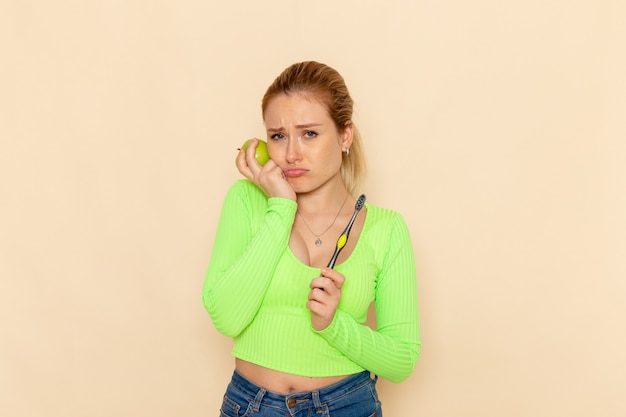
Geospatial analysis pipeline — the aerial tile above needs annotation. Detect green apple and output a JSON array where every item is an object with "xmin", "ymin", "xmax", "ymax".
[{"xmin": 238, "ymin": 138, "xmax": 270, "ymax": 166}]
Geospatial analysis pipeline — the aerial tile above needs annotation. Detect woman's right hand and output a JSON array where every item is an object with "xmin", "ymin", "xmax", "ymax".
[{"xmin": 236, "ymin": 139, "xmax": 296, "ymax": 201}]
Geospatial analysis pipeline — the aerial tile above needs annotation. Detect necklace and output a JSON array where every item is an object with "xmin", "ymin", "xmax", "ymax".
[{"xmin": 298, "ymin": 193, "xmax": 349, "ymax": 247}]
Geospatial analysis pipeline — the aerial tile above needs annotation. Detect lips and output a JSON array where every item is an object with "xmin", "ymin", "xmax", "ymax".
[{"xmin": 283, "ymin": 167, "xmax": 309, "ymax": 178}]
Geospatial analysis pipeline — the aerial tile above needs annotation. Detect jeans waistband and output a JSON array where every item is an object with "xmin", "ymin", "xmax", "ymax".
[{"xmin": 229, "ymin": 369, "xmax": 375, "ymax": 411}]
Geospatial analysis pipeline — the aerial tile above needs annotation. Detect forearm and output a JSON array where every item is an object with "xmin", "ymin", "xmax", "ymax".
[
  {"xmin": 316, "ymin": 309, "xmax": 420, "ymax": 383},
  {"xmin": 203, "ymin": 183, "xmax": 297, "ymax": 336},
  {"xmin": 316, "ymin": 211, "xmax": 420, "ymax": 383}
]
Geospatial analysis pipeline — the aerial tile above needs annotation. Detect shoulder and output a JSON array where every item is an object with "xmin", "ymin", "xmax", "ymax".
[
  {"xmin": 227, "ymin": 179, "xmax": 265, "ymax": 197},
  {"xmin": 225, "ymin": 180, "xmax": 268, "ymax": 206},
  {"xmin": 219, "ymin": 180, "xmax": 270, "ymax": 223},
  {"xmin": 363, "ymin": 203, "xmax": 415, "ymax": 270},
  {"xmin": 363, "ymin": 203, "xmax": 413, "ymax": 251},
  {"xmin": 365, "ymin": 203, "xmax": 408, "ymax": 228},
  {"xmin": 217, "ymin": 181, "xmax": 271, "ymax": 231}
]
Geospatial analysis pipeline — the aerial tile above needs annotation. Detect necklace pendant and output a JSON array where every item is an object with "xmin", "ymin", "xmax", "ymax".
[{"xmin": 314, "ymin": 238, "xmax": 322, "ymax": 247}]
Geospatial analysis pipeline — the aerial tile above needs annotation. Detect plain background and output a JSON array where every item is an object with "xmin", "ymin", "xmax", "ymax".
[{"xmin": 1, "ymin": 1, "xmax": 625, "ymax": 416}]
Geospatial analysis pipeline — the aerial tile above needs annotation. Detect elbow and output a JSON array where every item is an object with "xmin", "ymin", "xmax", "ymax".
[
  {"xmin": 202, "ymin": 292, "xmax": 244, "ymax": 338},
  {"xmin": 386, "ymin": 343, "xmax": 421, "ymax": 383},
  {"xmin": 211, "ymin": 319, "xmax": 243, "ymax": 338}
]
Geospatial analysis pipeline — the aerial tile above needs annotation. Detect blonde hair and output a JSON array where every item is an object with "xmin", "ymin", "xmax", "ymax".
[{"xmin": 261, "ymin": 61, "xmax": 366, "ymax": 196}]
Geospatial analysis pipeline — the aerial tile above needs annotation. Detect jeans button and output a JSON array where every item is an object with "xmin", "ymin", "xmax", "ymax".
[{"xmin": 287, "ymin": 397, "xmax": 297, "ymax": 408}]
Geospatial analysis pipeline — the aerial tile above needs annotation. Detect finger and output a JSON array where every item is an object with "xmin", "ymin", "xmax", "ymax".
[
  {"xmin": 235, "ymin": 139, "xmax": 261, "ymax": 179},
  {"xmin": 258, "ymin": 159, "xmax": 282, "ymax": 180},
  {"xmin": 306, "ymin": 299, "xmax": 325, "ymax": 314},
  {"xmin": 308, "ymin": 286, "xmax": 330, "ymax": 301},
  {"xmin": 245, "ymin": 139, "xmax": 263, "ymax": 171},
  {"xmin": 307, "ymin": 292, "xmax": 334, "ymax": 312},
  {"xmin": 238, "ymin": 141, "xmax": 273, "ymax": 181},
  {"xmin": 235, "ymin": 149, "xmax": 254, "ymax": 178},
  {"xmin": 310, "ymin": 277, "xmax": 336, "ymax": 293},
  {"xmin": 321, "ymin": 268, "xmax": 345, "ymax": 289}
]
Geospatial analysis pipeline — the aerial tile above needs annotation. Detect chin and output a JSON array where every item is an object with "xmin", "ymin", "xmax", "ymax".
[
  {"xmin": 288, "ymin": 179, "xmax": 315, "ymax": 194},
  {"xmin": 289, "ymin": 174, "xmax": 342, "ymax": 195}
]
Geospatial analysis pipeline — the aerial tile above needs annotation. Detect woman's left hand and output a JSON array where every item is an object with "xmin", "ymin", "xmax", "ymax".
[{"xmin": 307, "ymin": 268, "xmax": 345, "ymax": 331}]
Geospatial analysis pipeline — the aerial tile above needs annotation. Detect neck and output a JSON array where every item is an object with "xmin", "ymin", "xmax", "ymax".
[{"xmin": 296, "ymin": 183, "xmax": 351, "ymax": 214}]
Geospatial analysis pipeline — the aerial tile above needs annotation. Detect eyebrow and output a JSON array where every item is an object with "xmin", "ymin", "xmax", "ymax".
[{"xmin": 267, "ymin": 123, "xmax": 323, "ymax": 132}]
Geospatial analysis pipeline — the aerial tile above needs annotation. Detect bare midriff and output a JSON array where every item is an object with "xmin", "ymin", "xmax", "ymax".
[{"xmin": 235, "ymin": 359, "xmax": 352, "ymax": 394}]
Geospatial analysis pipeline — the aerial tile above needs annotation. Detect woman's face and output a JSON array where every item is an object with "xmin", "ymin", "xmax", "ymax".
[{"xmin": 264, "ymin": 93, "xmax": 352, "ymax": 194}]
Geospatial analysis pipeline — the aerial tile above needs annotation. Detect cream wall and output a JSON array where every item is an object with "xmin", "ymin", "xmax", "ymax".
[{"xmin": 1, "ymin": 1, "xmax": 624, "ymax": 416}]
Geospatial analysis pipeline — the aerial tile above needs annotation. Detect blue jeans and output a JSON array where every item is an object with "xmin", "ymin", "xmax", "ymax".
[{"xmin": 219, "ymin": 369, "xmax": 382, "ymax": 417}]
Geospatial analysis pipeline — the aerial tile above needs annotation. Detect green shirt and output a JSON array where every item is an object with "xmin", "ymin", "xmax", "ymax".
[{"xmin": 203, "ymin": 180, "xmax": 420, "ymax": 383}]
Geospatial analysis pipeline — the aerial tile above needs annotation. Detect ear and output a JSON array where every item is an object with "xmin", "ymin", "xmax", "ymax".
[{"xmin": 340, "ymin": 121, "xmax": 354, "ymax": 151}]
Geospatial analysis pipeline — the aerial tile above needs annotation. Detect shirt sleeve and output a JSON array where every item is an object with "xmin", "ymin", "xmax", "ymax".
[
  {"xmin": 202, "ymin": 180, "xmax": 297, "ymax": 337},
  {"xmin": 315, "ymin": 213, "xmax": 420, "ymax": 383}
]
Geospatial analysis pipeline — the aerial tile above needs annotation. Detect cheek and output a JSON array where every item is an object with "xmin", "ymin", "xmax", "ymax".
[
  {"xmin": 319, "ymin": 147, "xmax": 343, "ymax": 172},
  {"xmin": 266, "ymin": 142, "xmax": 279, "ymax": 160}
]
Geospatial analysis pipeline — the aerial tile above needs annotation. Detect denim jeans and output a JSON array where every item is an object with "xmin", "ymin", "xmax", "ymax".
[{"xmin": 219, "ymin": 369, "xmax": 382, "ymax": 417}]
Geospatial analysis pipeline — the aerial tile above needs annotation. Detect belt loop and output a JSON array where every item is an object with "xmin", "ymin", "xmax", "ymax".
[
  {"xmin": 251, "ymin": 387, "xmax": 266, "ymax": 412},
  {"xmin": 312, "ymin": 390, "xmax": 323, "ymax": 410}
]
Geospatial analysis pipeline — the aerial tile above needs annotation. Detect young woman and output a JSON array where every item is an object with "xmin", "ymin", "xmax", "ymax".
[{"xmin": 203, "ymin": 61, "xmax": 420, "ymax": 416}]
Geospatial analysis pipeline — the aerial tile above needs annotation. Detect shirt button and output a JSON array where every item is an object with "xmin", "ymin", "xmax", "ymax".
[{"xmin": 287, "ymin": 398, "xmax": 297, "ymax": 408}]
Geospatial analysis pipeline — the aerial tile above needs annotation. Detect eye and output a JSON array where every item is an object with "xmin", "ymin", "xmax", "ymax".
[
  {"xmin": 303, "ymin": 130, "xmax": 318, "ymax": 138},
  {"xmin": 270, "ymin": 133, "xmax": 285, "ymax": 140}
]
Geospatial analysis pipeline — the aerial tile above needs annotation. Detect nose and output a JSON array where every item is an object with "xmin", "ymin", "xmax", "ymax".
[{"xmin": 285, "ymin": 137, "xmax": 302, "ymax": 164}]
